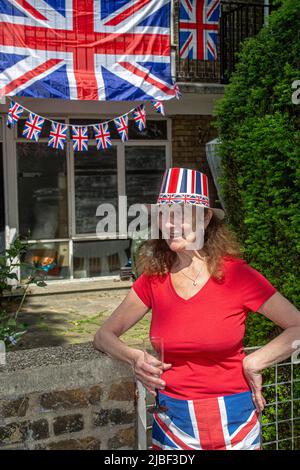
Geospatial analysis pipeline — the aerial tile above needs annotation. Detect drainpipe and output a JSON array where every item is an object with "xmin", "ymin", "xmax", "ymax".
[
  {"xmin": 264, "ymin": 0, "xmax": 270, "ymax": 26},
  {"xmin": 170, "ymin": 0, "xmax": 176, "ymax": 82}
]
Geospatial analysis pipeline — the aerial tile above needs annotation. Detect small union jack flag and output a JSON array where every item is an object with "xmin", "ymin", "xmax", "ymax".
[
  {"xmin": 179, "ymin": 0, "xmax": 220, "ymax": 60},
  {"xmin": 174, "ymin": 83, "xmax": 182, "ymax": 100},
  {"xmin": 72, "ymin": 126, "xmax": 88, "ymax": 152},
  {"xmin": 48, "ymin": 122, "xmax": 68, "ymax": 150},
  {"xmin": 152, "ymin": 100, "xmax": 165, "ymax": 116},
  {"xmin": 132, "ymin": 105, "xmax": 146, "ymax": 131},
  {"xmin": 93, "ymin": 123, "xmax": 111, "ymax": 150},
  {"xmin": 114, "ymin": 115, "xmax": 129, "ymax": 142},
  {"xmin": 22, "ymin": 113, "xmax": 45, "ymax": 141},
  {"xmin": 7, "ymin": 100, "xmax": 24, "ymax": 128}
]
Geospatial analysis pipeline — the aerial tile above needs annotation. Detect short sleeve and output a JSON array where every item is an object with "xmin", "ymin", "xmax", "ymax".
[
  {"xmin": 238, "ymin": 261, "xmax": 278, "ymax": 312},
  {"xmin": 132, "ymin": 273, "xmax": 152, "ymax": 308}
]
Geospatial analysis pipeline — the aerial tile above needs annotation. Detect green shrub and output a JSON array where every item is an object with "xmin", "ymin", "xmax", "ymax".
[
  {"xmin": 0, "ymin": 237, "xmax": 47, "ymax": 348},
  {"xmin": 214, "ymin": 0, "xmax": 300, "ymax": 346}
]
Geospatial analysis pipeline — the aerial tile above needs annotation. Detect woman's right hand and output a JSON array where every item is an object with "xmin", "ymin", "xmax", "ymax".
[{"xmin": 131, "ymin": 349, "xmax": 172, "ymax": 397}]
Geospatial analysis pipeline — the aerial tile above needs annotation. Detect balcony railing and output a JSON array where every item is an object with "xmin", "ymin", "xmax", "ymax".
[{"xmin": 174, "ymin": 1, "xmax": 274, "ymax": 84}]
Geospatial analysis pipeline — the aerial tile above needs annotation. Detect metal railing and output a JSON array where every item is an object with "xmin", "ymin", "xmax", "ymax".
[
  {"xmin": 174, "ymin": 1, "xmax": 274, "ymax": 84},
  {"xmin": 136, "ymin": 346, "xmax": 300, "ymax": 450}
]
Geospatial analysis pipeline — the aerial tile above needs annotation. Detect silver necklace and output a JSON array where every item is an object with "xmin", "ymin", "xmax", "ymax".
[{"xmin": 174, "ymin": 261, "xmax": 206, "ymax": 286}]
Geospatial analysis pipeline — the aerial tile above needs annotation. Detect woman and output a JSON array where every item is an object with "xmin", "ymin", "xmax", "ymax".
[{"xmin": 93, "ymin": 167, "xmax": 300, "ymax": 451}]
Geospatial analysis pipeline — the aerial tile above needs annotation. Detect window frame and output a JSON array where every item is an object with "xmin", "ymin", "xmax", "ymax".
[{"xmin": 2, "ymin": 111, "xmax": 172, "ymax": 281}]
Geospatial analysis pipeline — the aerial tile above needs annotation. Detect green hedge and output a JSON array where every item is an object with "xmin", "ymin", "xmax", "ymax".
[{"xmin": 214, "ymin": 0, "xmax": 300, "ymax": 347}]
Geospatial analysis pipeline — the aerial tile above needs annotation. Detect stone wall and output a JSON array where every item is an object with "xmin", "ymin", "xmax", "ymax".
[{"xmin": 0, "ymin": 343, "xmax": 137, "ymax": 450}]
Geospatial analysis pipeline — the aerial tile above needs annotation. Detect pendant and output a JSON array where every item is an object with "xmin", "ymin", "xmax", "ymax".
[{"xmin": 193, "ymin": 280, "xmax": 197, "ymax": 286}]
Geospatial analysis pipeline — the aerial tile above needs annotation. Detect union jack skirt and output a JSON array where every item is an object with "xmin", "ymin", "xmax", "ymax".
[{"xmin": 152, "ymin": 390, "xmax": 262, "ymax": 450}]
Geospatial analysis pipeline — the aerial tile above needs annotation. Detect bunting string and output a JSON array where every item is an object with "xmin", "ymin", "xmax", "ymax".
[
  {"xmin": 6, "ymin": 95, "xmax": 137, "ymax": 128},
  {"xmin": 4, "ymin": 90, "xmax": 180, "ymax": 150},
  {"xmin": 5, "ymin": 82, "xmax": 181, "ymax": 150}
]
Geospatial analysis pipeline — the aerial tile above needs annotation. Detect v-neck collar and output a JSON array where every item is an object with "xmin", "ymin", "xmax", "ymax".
[{"xmin": 168, "ymin": 270, "xmax": 212, "ymax": 303}]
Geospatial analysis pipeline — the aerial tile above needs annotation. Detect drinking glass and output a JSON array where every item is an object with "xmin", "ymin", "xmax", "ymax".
[{"xmin": 143, "ymin": 336, "xmax": 168, "ymax": 413}]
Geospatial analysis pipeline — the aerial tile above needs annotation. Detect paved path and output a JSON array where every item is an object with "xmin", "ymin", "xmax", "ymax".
[{"xmin": 11, "ymin": 287, "xmax": 150, "ymax": 350}]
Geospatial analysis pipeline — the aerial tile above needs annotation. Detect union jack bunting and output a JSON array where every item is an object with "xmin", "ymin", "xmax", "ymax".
[
  {"xmin": 72, "ymin": 126, "xmax": 88, "ymax": 152},
  {"xmin": 132, "ymin": 105, "xmax": 146, "ymax": 131},
  {"xmin": 152, "ymin": 390, "xmax": 261, "ymax": 450},
  {"xmin": 22, "ymin": 113, "xmax": 45, "ymax": 141},
  {"xmin": 179, "ymin": 0, "xmax": 220, "ymax": 60},
  {"xmin": 7, "ymin": 100, "xmax": 24, "ymax": 128},
  {"xmin": 152, "ymin": 100, "xmax": 165, "ymax": 116},
  {"xmin": 114, "ymin": 115, "xmax": 129, "ymax": 142},
  {"xmin": 48, "ymin": 122, "xmax": 68, "ymax": 150},
  {"xmin": 174, "ymin": 83, "xmax": 182, "ymax": 99},
  {"xmin": 0, "ymin": 0, "xmax": 176, "ymax": 102},
  {"xmin": 93, "ymin": 123, "xmax": 111, "ymax": 150}
]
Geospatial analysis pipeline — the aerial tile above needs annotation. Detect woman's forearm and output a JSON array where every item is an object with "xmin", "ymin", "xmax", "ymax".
[
  {"xmin": 93, "ymin": 328, "xmax": 141, "ymax": 367},
  {"xmin": 244, "ymin": 326, "xmax": 300, "ymax": 371}
]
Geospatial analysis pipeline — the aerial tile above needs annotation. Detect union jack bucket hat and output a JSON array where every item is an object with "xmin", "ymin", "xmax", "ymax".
[{"xmin": 150, "ymin": 167, "xmax": 225, "ymax": 220}]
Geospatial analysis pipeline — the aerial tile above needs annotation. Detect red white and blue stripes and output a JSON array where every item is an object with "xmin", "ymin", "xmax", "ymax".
[
  {"xmin": 157, "ymin": 167, "xmax": 210, "ymax": 206},
  {"xmin": 152, "ymin": 390, "xmax": 261, "ymax": 450}
]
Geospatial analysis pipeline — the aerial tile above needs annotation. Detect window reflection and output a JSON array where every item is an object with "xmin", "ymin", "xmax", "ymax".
[
  {"xmin": 74, "ymin": 146, "xmax": 118, "ymax": 235},
  {"xmin": 17, "ymin": 143, "xmax": 68, "ymax": 239},
  {"xmin": 126, "ymin": 146, "xmax": 166, "ymax": 207},
  {"xmin": 73, "ymin": 240, "xmax": 130, "ymax": 278},
  {"xmin": 21, "ymin": 242, "xmax": 70, "ymax": 280}
]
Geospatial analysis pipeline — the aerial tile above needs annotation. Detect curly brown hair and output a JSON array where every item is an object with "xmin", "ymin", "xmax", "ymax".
[{"xmin": 136, "ymin": 207, "xmax": 243, "ymax": 281}]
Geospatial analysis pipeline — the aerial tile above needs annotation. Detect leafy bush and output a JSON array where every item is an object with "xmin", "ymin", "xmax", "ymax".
[
  {"xmin": 214, "ymin": 0, "xmax": 300, "ymax": 346},
  {"xmin": 0, "ymin": 237, "xmax": 47, "ymax": 348}
]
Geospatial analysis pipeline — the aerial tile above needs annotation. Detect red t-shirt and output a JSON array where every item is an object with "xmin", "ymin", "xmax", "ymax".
[{"xmin": 132, "ymin": 256, "xmax": 277, "ymax": 400}]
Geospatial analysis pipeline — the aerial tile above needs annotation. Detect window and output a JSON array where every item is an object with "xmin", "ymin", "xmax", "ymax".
[
  {"xmin": 17, "ymin": 142, "xmax": 68, "ymax": 239},
  {"xmin": 20, "ymin": 241, "xmax": 70, "ymax": 280},
  {"xmin": 73, "ymin": 239, "xmax": 131, "ymax": 278},
  {"xmin": 74, "ymin": 146, "xmax": 118, "ymax": 235},
  {"xmin": 12, "ymin": 115, "xmax": 170, "ymax": 280},
  {"xmin": 126, "ymin": 146, "xmax": 166, "ymax": 207}
]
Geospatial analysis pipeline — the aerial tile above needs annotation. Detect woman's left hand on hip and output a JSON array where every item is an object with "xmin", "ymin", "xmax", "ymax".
[{"xmin": 243, "ymin": 358, "xmax": 266, "ymax": 413}]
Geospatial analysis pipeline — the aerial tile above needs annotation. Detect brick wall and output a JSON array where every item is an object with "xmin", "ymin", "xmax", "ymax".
[
  {"xmin": 0, "ymin": 343, "xmax": 137, "ymax": 450},
  {"xmin": 172, "ymin": 115, "xmax": 219, "ymax": 206}
]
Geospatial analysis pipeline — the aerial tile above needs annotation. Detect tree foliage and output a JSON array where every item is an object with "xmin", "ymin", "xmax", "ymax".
[{"xmin": 214, "ymin": 0, "xmax": 300, "ymax": 345}]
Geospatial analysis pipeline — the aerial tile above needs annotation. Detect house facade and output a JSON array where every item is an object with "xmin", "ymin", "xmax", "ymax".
[{"xmin": 0, "ymin": 1, "xmax": 270, "ymax": 284}]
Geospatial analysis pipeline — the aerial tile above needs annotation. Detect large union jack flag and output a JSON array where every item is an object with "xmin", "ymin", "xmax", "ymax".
[
  {"xmin": 0, "ymin": 0, "xmax": 176, "ymax": 101},
  {"xmin": 152, "ymin": 390, "xmax": 262, "ymax": 450},
  {"xmin": 179, "ymin": 0, "xmax": 220, "ymax": 60}
]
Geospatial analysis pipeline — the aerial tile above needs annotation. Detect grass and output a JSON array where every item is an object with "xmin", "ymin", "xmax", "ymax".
[{"xmin": 120, "ymin": 310, "xmax": 152, "ymax": 347}]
